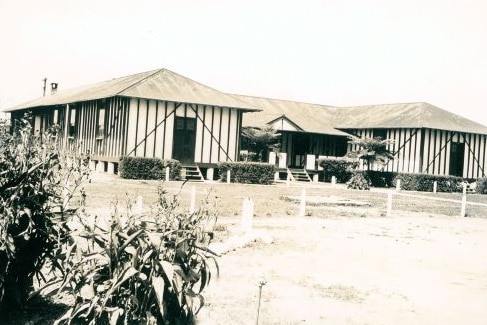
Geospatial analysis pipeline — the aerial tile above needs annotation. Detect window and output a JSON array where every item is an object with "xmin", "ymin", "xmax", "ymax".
[
  {"xmin": 69, "ymin": 108, "xmax": 76, "ymax": 138},
  {"xmin": 96, "ymin": 108, "xmax": 106, "ymax": 138},
  {"xmin": 373, "ymin": 128, "xmax": 387, "ymax": 140},
  {"xmin": 52, "ymin": 109, "xmax": 59, "ymax": 125}
]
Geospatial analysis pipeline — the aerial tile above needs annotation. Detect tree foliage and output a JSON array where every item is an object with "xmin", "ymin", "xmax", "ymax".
[
  {"xmin": 0, "ymin": 113, "xmax": 90, "ymax": 315},
  {"xmin": 347, "ymin": 136, "xmax": 395, "ymax": 171},
  {"xmin": 240, "ymin": 126, "xmax": 280, "ymax": 162}
]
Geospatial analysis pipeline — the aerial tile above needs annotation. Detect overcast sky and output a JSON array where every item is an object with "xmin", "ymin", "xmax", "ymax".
[{"xmin": 1, "ymin": 0, "xmax": 486, "ymax": 125}]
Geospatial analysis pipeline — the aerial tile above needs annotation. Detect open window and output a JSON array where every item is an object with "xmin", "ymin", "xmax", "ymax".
[
  {"xmin": 96, "ymin": 108, "xmax": 106, "ymax": 138},
  {"xmin": 68, "ymin": 107, "xmax": 77, "ymax": 138}
]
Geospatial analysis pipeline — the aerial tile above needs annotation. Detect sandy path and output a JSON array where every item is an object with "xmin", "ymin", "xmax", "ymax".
[{"xmin": 202, "ymin": 214, "xmax": 487, "ymax": 325}]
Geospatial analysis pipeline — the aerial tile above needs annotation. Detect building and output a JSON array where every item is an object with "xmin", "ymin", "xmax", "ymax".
[
  {"xmin": 6, "ymin": 69, "xmax": 487, "ymax": 180},
  {"xmin": 6, "ymin": 69, "xmax": 259, "ymax": 179}
]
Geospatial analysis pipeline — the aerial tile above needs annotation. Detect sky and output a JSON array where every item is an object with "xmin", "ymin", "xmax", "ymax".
[{"xmin": 0, "ymin": 0, "xmax": 486, "ymax": 125}]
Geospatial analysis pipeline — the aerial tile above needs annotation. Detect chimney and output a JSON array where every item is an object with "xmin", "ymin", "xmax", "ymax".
[{"xmin": 50, "ymin": 82, "xmax": 58, "ymax": 95}]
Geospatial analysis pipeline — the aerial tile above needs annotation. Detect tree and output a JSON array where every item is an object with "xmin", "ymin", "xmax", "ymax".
[
  {"xmin": 347, "ymin": 136, "xmax": 395, "ymax": 172},
  {"xmin": 240, "ymin": 125, "xmax": 280, "ymax": 162}
]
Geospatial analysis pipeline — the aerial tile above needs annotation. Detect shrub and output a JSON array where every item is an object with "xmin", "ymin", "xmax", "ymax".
[
  {"xmin": 477, "ymin": 178, "xmax": 487, "ymax": 194},
  {"xmin": 318, "ymin": 158, "xmax": 358, "ymax": 183},
  {"xmin": 393, "ymin": 173, "xmax": 464, "ymax": 192},
  {"xmin": 119, "ymin": 157, "xmax": 181, "ymax": 180},
  {"xmin": 346, "ymin": 172, "xmax": 370, "ymax": 190},
  {"xmin": 218, "ymin": 162, "xmax": 275, "ymax": 185},
  {"xmin": 367, "ymin": 171, "xmax": 396, "ymax": 187},
  {"xmin": 0, "ymin": 114, "xmax": 90, "ymax": 314},
  {"xmin": 42, "ymin": 186, "xmax": 219, "ymax": 325}
]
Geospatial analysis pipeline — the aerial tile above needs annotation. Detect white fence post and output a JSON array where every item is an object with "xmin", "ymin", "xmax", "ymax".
[
  {"xmin": 298, "ymin": 189, "xmax": 306, "ymax": 217},
  {"xmin": 433, "ymin": 181, "xmax": 437, "ymax": 193},
  {"xmin": 386, "ymin": 192, "xmax": 393, "ymax": 217},
  {"xmin": 165, "ymin": 167, "xmax": 170, "ymax": 182},
  {"xmin": 241, "ymin": 198, "xmax": 254, "ymax": 233},
  {"xmin": 461, "ymin": 183, "xmax": 467, "ymax": 217},
  {"xmin": 331, "ymin": 176, "xmax": 337, "ymax": 186},
  {"xmin": 227, "ymin": 170, "xmax": 231, "ymax": 184},
  {"xmin": 396, "ymin": 179, "xmax": 401, "ymax": 192},
  {"xmin": 189, "ymin": 186, "xmax": 196, "ymax": 214}
]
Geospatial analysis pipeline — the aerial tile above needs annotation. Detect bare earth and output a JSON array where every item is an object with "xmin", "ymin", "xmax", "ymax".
[{"xmin": 202, "ymin": 214, "xmax": 487, "ymax": 325}]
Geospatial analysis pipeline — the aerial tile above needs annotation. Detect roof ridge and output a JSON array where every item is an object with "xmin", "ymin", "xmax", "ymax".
[
  {"xmin": 115, "ymin": 68, "xmax": 164, "ymax": 95},
  {"xmin": 233, "ymin": 93, "xmax": 336, "ymax": 109}
]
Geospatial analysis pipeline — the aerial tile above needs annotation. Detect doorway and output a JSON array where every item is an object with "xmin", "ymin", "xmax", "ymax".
[
  {"xmin": 172, "ymin": 116, "xmax": 197, "ymax": 163},
  {"xmin": 449, "ymin": 142, "xmax": 465, "ymax": 177}
]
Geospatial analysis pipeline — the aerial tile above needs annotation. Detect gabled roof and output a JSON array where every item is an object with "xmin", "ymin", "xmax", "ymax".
[
  {"xmin": 333, "ymin": 102, "xmax": 487, "ymax": 135},
  {"xmin": 235, "ymin": 94, "xmax": 350, "ymax": 137},
  {"xmin": 7, "ymin": 69, "xmax": 259, "ymax": 112}
]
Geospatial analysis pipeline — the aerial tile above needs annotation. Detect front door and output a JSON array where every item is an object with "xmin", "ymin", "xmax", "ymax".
[
  {"xmin": 449, "ymin": 142, "xmax": 465, "ymax": 177},
  {"xmin": 172, "ymin": 116, "xmax": 196, "ymax": 163},
  {"xmin": 292, "ymin": 133, "xmax": 310, "ymax": 167}
]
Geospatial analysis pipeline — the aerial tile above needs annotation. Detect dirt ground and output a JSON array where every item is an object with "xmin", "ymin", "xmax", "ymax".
[{"xmin": 201, "ymin": 214, "xmax": 487, "ymax": 325}]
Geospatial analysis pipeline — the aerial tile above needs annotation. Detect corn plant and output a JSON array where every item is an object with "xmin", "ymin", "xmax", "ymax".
[
  {"xmin": 46, "ymin": 185, "xmax": 219, "ymax": 325},
  {"xmin": 0, "ymin": 113, "xmax": 90, "ymax": 315}
]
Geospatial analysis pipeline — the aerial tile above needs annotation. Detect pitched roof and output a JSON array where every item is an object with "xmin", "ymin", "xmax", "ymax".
[
  {"xmin": 235, "ymin": 94, "xmax": 350, "ymax": 137},
  {"xmin": 7, "ymin": 69, "xmax": 259, "ymax": 112},
  {"xmin": 333, "ymin": 102, "xmax": 487, "ymax": 135}
]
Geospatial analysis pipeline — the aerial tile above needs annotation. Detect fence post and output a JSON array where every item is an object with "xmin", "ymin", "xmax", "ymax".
[
  {"xmin": 396, "ymin": 179, "xmax": 401, "ymax": 192},
  {"xmin": 189, "ymin": 186, "xmax": 196, "ymax": 214},
  {"xmin": 241, "ymin": 198, "xmax": 254, "ymax": 233},
  {"xmin": 461, "ymin": 183, "xmax": 467, "ymax": 217},
  {"xmin": 433, "ymin": 181, "xmax": 437, "ymax": 194},
  {"xmin": 227, "ymin": 170, "xmax": 231, "ymax": 184},
  {"xmin": 386, "ymin": 192, "xmax": 393, "ymax": 217},
  {"xmin": 331, "ymin": 176, "xmax": 336, "ymax": 186},
  {"xmin": 298, "ymin": 188, "xmax": 306, "ymax": 217},
  {"xmin": 165, "ymin": 167, "xmax": 170, "ymax": 182}
]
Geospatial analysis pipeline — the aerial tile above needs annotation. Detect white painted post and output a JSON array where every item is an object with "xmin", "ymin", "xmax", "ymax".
[
  {"xmin": 274, "ymin": 171, "xmax": 280, "ymax": 182},
  {"xmin": 433, "ymin": 181, "xmax": 437, "ymax": 194},
  {"xmin": 312, "ymin": 173, "xmax": 319, "ymax": 183},
  {"xmin": 226, "ymin": 170, "xmax": 231, "ymax": 184},
  {"xmin": 89, "ymin": 160, "xmax": 96, "ymax": 171},
  {"xmin": 331, "ymin": 176, "xmax": 337, "ymax": 186},
  {"xmin": 299, "ymin": 188, "xmax": 306, "ymax": 217},
  {"xmin": 96, "ymin": 161, "xmax": 104, "ymax": 172},
  {"xmin": 107, "ymin": 162, "xmax": 115, "ymax": 174},
  {"xmin": 165, "ymin": 167, "xmax": 170, "ymax": 181},
  {"xmin": 206, "ymin": 168, "xmax": 214, "ymax": 181},
  {"xmin": 269, "ymin": 152, "xmax": 276, "ymax": 165},
  {"xmin": 386, "ymin": 192, "xmax": 393, "ymax": 217},
  {"xmin": 241, "ymin": 198, "xmax": 254, "ymax": 233},
  {"xmin": 306, "ymin": 154, "xmax": 316, "ymax": 170},
  {"xmin": 396, "ymin": 179, "xmax": 401, "ymax": 192},
  {"xmin": 461, "ymin": 183, "xmax": 467, "ymax": 217},
  {"xmin": 189, "ymin": 186, "xmax": 196, "ymax": 214},
  {"xmin": 278, "ymin": 153, "xmax": 287, "ymax": 169}
]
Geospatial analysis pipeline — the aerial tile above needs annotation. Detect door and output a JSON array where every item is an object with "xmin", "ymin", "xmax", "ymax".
[
  {"xmin": 449, "ymin": 142, "xmax": 465, "ymax": 177},
  {"xmin": 172, "ymin": 116, "xmax": 197, "ymax": 163},
  {"xmin": 292, "ymin": 133, "xmax": 310, "ymax": 167}
]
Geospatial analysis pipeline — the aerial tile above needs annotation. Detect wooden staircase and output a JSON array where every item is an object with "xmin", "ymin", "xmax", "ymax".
[
  {"xmin": 180, "ymin": 164, "xmax": 205, "ymax": 182},
  {"xmin": 287, "ymin": 168, "xmax": 312, "ymax": 182}
]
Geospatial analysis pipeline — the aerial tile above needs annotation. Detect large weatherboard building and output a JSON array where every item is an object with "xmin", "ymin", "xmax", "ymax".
[{"xmin": 6, "ymin": 69, "xmax": 487, "ymax": 180}]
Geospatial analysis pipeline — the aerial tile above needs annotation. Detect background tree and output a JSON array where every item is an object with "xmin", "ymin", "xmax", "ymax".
[
  {"xmin": 240, "ymin": 125, "xmax": 280, "ymax": 162},
  {"xmin": 347, "ymin": 136, "xmax": 395, "ymax": 172}
]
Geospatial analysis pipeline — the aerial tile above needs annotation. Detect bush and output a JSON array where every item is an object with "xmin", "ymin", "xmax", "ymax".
[
  {"xmin": 318, "ymin": 158, "xmax": 358, "ymax": 183},
  {"xmin": 218, "ymin": 162, "xmax": 275, "ymax": 185},
  {"xmin": 42, "ymin": 186, "xmax": 219, "ymax": 325},
  {"xmin": 119, "ymin": 156, "xmax": 181, "ymax": 180},
  {"xmin": 393, "ymin": 173, "xmax": 465, "ymax": 192},
  {"xmin": 346, "ymin": 172, "xmax": 370, "ymax": 190},
  {"xmin": 367, "ymin": 171, "xmax": 396, "ymax": 187},
  {"xmin": 0, "ymin": 114, "xmax": 90, "ymax": 314},
  {"xmin": 477, "ymin": 178, "xmax": 487, "ymax": 194}
]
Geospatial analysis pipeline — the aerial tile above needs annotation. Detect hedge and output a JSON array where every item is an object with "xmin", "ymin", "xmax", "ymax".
[
  {"xmin": 119, "ymin": 156, "xmax": 181, "ymax": 180},
  {"xmin": 218, "ymin": 161, "xmax": 275, "ymax": 185},
  {"xmin": 318, "ymin": 158, "xmax": 359, "ymax": 183},
  {"xmin": 477, "ymin": 178, "xmax": 487, "ymax": 194},
  {"xmin": 392, "ymin": 173, "xmax": 465, "ymax": 193}
]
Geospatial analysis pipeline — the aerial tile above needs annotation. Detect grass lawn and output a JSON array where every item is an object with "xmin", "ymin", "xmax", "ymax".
[
  {"xmin": 9, "ymin": 173, "xmax": 487, "ymax": 324},
  {"xmin": 78, "ymin": 173, "xmax": 487, "ymax": 325}
]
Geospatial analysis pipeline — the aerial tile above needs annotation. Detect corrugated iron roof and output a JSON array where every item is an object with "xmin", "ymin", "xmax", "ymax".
[
  {"xmin": 236, "ymin": 94, "xmax": 350, "ymax": 137},
  {"xmin": 333, "ymin": 102, "xmax": 487, "ymax": 135},
  {"xmin": 7, "ymin": 69, "xmax": 260, "ymax": 112}
]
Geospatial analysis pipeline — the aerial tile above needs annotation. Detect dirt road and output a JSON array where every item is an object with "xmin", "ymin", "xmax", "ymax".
[{"xmin": 203, "ymin": 214, "xmax": 487, "ymax": 325}]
